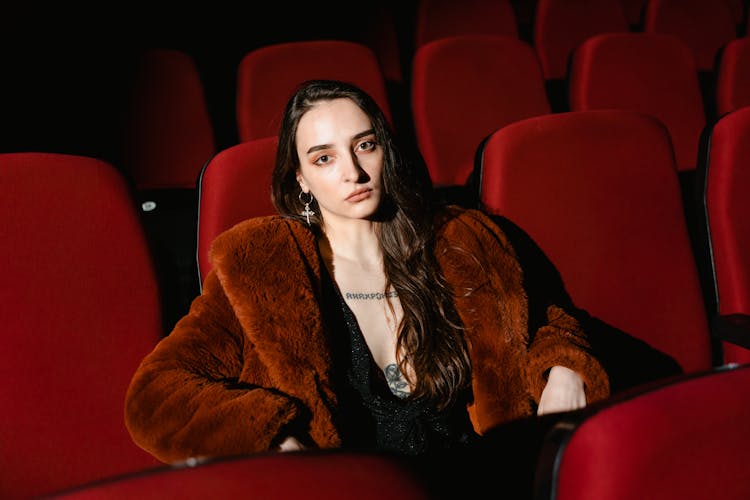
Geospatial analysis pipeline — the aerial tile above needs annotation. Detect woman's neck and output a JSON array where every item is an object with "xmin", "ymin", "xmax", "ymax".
[{"xmin": 320, "ymin": 219, "xmax": 382, "ymax": 269}]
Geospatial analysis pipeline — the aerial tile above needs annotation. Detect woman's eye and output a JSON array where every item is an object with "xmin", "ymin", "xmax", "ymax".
[
  {"xmin": 313, "ymin": 154, "xmax": 331, "ymax": 166},
  {"xmin": 357, "ymin": 140, "xmax": 376, "ymax": 151}
]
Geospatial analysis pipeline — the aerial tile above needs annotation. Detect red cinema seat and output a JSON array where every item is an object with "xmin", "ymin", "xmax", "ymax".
[
  {"xmin": 533, "ymin": 0, "xmax": 629, "ymax": 81},
  {"xmin": 411, "ymin": 34, "xmax": 550, "ymax": 192},
  {"xmin": 121, "ymin": 48, "xmax": 216, "ymax": 190},
  {"xmin": 716, "ymin": 36, "xmax": 750, "ymax": 117},
  {"xmin": 414, "ymin": 0, "xmax": 518, "ymax": 49},
  {"xmin": 236, "ymin": 40, "xmax": 392, "ymax": 143},
  {"xmin": 701, "ymin": 105, "xmax": 750, "ymax": 364},
  {"xmin": 50, "ymin": 451, "xmax": 430, "ymax": 500},
  {"xmin": 0, "ymin": 153, "xmax": 163, "ymax": 499},
  {"xmin": 569, "ymin": 32, "xmax": 706, "ymax": 172},
  {"xmin": 196, "ymin": 136, "xmax": 278, "ymax": 284},
  {"xmin": 644, "ymin": 0, "xmax": 737, "ymax": 72},
  {"xmin": 476, "ymin": 111, "xmax": 713, "ymax": 382},
  {"xmin": 534, "ymin": 364, "xmax": 750, "ymax": 500}
]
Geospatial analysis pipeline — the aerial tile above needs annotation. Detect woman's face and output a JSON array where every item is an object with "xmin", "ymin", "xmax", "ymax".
[{"xmin": 295, "ymin": 97, "xmax": 384, "ymax": 226}]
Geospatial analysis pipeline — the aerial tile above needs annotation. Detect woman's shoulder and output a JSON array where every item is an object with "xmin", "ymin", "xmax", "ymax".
[
  {"xmin": 434, "ymin": 205, "xmax": 502, "ymax": 236},
  {"xmin": 434, "ymin": 205, "xmax": 516, "ymax": 254},
  {"xmin": 208, "ymin": 215, "xmax": 312, "ymax": 266}
]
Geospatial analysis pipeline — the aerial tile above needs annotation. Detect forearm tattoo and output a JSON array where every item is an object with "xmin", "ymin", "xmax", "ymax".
[{"xmin": 384, "ymin": 364, "xmax": 410, "ymax": 398}]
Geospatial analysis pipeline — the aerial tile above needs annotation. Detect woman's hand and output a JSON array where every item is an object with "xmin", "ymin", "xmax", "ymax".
[
  {"xmin": 537, "ymin": 365, "xmax": 586, "ymax": 416},
  {"xmin": 277, "ymin": 436, "xmax": 306, "ymax": 452}
]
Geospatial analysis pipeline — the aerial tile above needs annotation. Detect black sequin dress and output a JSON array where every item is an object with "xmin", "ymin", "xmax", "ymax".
[{"xmin": 321, "ymin": 265, "xmax": 479, "ymax": 456}]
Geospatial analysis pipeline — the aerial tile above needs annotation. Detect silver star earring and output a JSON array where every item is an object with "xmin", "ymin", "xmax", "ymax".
[{"xmin": 299, "ymin": 190, "xmax": 315, "ymax": 225}]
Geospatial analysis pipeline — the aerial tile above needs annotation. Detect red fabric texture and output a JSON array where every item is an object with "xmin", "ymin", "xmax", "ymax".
[
  {"xmin": 554, "ymin": 365, "xmax": 750, "ymax": 500},
  {"xmin": 569, "ymin": 32, "xmax": 706, "ymax": 171},
  {"xmin": 644, "ymin": 0, "xmax": 737, "ymax": 71},
  {"xmin": 0, "ymin": 153, "xmax": 163, "ymax": 499},
  {"xmin": 236, "ymin": 41, "xmax": 392, "ymax": 142},
  {"xmin": 706, "ymin": 106, "xmax": 750, "ymax": 363},
  {"xmin": 53, "ymin": 451, "xmax": 430, "ymax": 499},
  {"xmin": 122, "ymin": 49, "xmax": 216, "ymax": 189},
  {"xmin": 411, "ymin": 34, "xmax": 550, "ymax": 187},
  {"xmin": 716, "ymin": 37, "xmax": 750, "ymax": 117},
  {"xmin": 414, "ymin": 0, "xmax": 518, "ymax": 49},
  {"xmin": 197, "ymin": 136, "xmax": 278, "ymax": 282},
  {"xmin": 478, "ymin": 110, "xmax": 712, "ymax": 373},
  {"xmin": 534, "ymin": 0, "xmax": 629, "ymax": 80}
]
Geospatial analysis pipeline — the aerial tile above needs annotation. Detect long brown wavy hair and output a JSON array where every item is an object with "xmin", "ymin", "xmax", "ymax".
[{"xmin": 271, "ymin": 80, "xmax": 471, "ymax": 409}]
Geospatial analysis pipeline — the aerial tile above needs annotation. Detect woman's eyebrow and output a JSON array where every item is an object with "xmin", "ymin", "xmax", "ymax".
[
  {"xmin": 306, "ymin": 143, "xmax": 332, "ymax": 154},
  {"xmin": 305, "ymin": 129, "xmax": 376, "ymax": 154},
  {"xmin": 352, "ymin": 129, "xmax": 375, "ymax": 140}
]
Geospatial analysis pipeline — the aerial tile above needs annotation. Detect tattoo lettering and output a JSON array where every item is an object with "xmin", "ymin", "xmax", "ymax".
[
  {"xmin": 344, "ymin": 291, "xmax": 398, "ymax": 300},
  {"xmin": 384, "ymin": 364, "xmax": 410, "ymax": 398}
]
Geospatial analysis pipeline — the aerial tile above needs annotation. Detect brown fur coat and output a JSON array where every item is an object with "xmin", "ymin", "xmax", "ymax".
[{"xmin": 125, "ymin": 207, "xmax": 609, "ymax": 463}]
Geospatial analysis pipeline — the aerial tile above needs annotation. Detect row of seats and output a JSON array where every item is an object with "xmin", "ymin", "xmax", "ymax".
[
  {"xmin": 119, "ymin": 32, "xmax": 749, "ymax": 330},
  {"xmin": 23, "ymin": 2, "xmax": 745, "ymax": 331},
  {"xmin": 414, "ymin": 0, "xmax": 746, "ymax": 79},
  {"xmin": 122, "ymin": 32, "xmax": 750, "ymax": 193},
  {"xmin": 3, "ymin": 106, "xmax": 750, "ymax": 497}
]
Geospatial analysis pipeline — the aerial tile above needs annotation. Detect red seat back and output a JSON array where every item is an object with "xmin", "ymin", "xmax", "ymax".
[
  {"xmin": 122, "ymin": 49, "xmax": 216, "ymax": 190},
  {"xmin": 0, "ymin": 153, "xmax": 163, "ymax": 499},
  {"xmin": 414, "ymin": 0, "xmax": 518, "ymax": 49},
  {"xmin": 477, "ymin": 110, "xmax": 712, "ymax": 374},
  {"xmin": 197, "ymin": 136, "xmax": 278, "ymax": 283},
  {"xmin": 716, "ymin": 37, "xmax": 750, "ymax": 117},
  {"xmin": 569, "ymin": 32, "xmax": 706, "ymax": 171},
  {"xmin": 411, "ymin": 34, "xmax": 550, "ymax": 187},
  {"xmin": 704, "ymin": 106, "xmax": 750, "ymax": 363},
  {"xmin": 644, "ymin": 0, "xmax": 737, "ymax": 72},
  {"xmin": 52, "ymin": 451, "xmax": 430, "ymax": 499},
  {"xmin": 536, "ymin": 364, "xmax": 750, "ymax": 500},
  {"xmin": 236, "ymin": 41, "xmax": 391, "ymax": 143},
  {"xmin": 534, "ymin": 0, "xmax": 629, "ymax": 80}
]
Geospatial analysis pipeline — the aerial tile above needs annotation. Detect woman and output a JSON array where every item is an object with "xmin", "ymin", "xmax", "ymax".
[{"xmin": 124, "ymin": 80, "xmax": 609, "ymax": 463}]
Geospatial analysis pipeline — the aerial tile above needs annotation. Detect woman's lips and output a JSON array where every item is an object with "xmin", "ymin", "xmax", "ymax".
[{"xmin": 346, "ymin": 188, "xmax": 372, "ymax": 202}]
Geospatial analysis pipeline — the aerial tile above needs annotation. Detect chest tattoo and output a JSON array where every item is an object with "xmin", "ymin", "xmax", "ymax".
[{"xmin": 384, "ymin": 363, "xmax": 410, "ymax": 398}]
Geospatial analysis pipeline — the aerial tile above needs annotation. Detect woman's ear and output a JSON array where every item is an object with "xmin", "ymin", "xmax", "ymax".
[{"xmin": 296, "ymin": 171, "xmax": 309, "ymax": 193}]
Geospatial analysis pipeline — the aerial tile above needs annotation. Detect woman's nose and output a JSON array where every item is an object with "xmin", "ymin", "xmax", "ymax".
[{"xmin": 341, "ymin": 152, "xmax": 367, "ymax": 182}]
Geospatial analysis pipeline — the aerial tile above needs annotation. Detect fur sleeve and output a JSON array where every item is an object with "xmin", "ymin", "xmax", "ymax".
[
  {"xmin": 525, "ymin": 305, "xmax": 610, "ymax": 404},
  {"xmin": 124, "ymin": 270, "xmax": 303, "ymax": 464}
]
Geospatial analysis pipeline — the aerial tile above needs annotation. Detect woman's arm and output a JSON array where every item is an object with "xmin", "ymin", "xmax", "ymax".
[
  {"xmin": 526, "ymin": 304, "xmax": 610, "ymax": 412},
  {"xmin": 124, "ymin": 271, "xmax": 305, "ymax": 464},
  {"xmin": 458, "ymin": 208, "xmax": 610, "ymax": 411}
]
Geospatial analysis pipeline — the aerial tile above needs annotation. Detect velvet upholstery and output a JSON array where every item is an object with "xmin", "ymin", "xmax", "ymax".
[
  {"xmin": 533, "ymin": 0, "xmax": 629, "ymax": 80},
  {"xmin": 704, "ymin": 105, "xmax": 750, "ymax": 363},
  {"xmin": 121, "ymin": 49, "xmax": 216, "ymax": 190},
  {"xmin": 414, "ymin": 0, "xmax": 518, "ymax": 49},
  {"xmin": 236, "ymin": 41, "xmax": 392, "ymax": 143},
  {"xmin": 716, "ymin": 37, "xmax": 750, "ymax": 117},
  {"xmin": 125, "ymin": 207, "xmax": 609, "ymax": 464},
  {"xmin": 51, "ymin": 451, "xmax": 430, "ymax": 500},
  {"xmin": 411, "ymin": 34, "xmax": 550, "ymax": 187},
  {"xmin": 569, "ymin": 32, "xmax": 706, "ymax": 172},
  {"xmin": 644, "ymin": 0, "xmax": 737, "ymax": 72},
  {"xmin": 535, "ymin": 364, "xmax": 750, "ymax": 500},
  {"xmin": 477, "ymin": 110, "xmax": 712, "ymax": 378},
  {"xmin": 0, "ymin": 153, "xmax": 163, "ymax": 499},
  {"xmin": 197, "ymin": 136, "xmax": 278, "ymax": 283}
]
